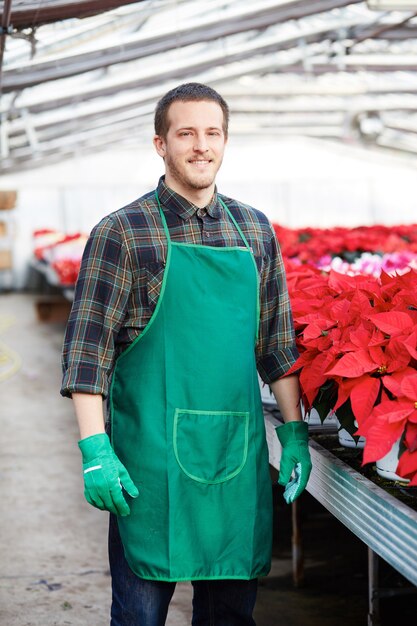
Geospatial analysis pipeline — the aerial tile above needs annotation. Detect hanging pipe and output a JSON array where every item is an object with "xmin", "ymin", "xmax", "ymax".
[{"xmin": 0, "ymin": 0, "xmax": 14, "ymax": 92}]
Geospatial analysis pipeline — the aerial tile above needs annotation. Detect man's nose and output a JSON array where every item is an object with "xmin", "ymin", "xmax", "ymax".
[{"xmin": 194, "ymin": 134, "xmax": 208, "ymax": 152}]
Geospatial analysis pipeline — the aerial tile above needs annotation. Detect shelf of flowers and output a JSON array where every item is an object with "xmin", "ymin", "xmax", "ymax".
[
  {"xmin": 31, "ymin": 230, "xmax": 88, "ymax": 321},
  {"xmin": 265, "ymin": 221, "xmax": 417, "ymax": 588},
  {"xmin": 275, "ymin": 222, "xmax": 417, "ymax": 487},
  {"xmin": 33, "ymin": 230, "xmax": 88, "ymax": 293}
]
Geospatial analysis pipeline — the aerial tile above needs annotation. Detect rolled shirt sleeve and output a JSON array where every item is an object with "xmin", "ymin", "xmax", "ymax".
[
  {"xmin": 61, "ymin": 216, "xmax": 132, "ymax": 398},
  {"xmin": 256, "ymin": 224, "xmax": 298, "ymax": 383}
]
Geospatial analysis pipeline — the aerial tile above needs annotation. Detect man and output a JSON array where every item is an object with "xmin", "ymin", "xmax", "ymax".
[{"xmin": 61, "ymin": 82, "xmax": 312, "ymax": 626}]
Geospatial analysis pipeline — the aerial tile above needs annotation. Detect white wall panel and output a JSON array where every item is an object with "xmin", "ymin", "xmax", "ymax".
[{"xmin": 1, "ymin": 137, "xmax": 416, "ymax": 288}]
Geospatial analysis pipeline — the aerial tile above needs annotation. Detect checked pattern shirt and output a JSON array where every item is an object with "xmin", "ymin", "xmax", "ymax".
[{"xmin": 61, "ymin": 177, "xmax": 298, "ymax": 398}]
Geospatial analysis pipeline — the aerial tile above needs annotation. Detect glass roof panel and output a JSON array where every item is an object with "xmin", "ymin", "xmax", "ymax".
[{"xmin": 1, "ymin": 0, "xmax": 417, "ymax": 172}]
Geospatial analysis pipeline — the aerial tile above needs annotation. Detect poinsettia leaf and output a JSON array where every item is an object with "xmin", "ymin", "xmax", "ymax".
[
  {"xmin": 382, "ymin": 367, "xmax": 417, "ymax": 397},
  {"xmin": 303, "ymin": 319, "xmax": 335, "ymax": 341},
  {"xmin": 400, "ymin": 375, "xmax": 417, "ymax": 401},
  {"xmin": 314, "ymin": 335, "xmax": 333, "ymax": 352},
  {"xmin": 368, "ymin": 328, "xmax": 387, "ymax": 347},
  {"xmin": 296, "ymin": 312, "xmax": 327, "ymax": 325},
  {"xmin": 328, "ymin": 271, "xmax": 356, "ymax": 292},
  {"xmin": 350, "ymin": 377, "xmax": 381, "ymax": 426},
  {"xmin": 382, "ymin": 376, "xmax": 403, "ymax": 398},
  {"xmin": 334, "ymin": 378, "xmax": 357, "ymax": 413},
  {"xmin": 407, "ymin": 410, "xmax": 417, "ymax": 424},
  {"xmin": 397, "ymin": 450, "xmax": 417, "ymax": 485},
  {"xmin": 389, "ymin": 366, "xmax": 417, "ymax": 381},
  {"xmin": 356, "ymin": 399, "xmax": 411, "ymax": 437},
  {"xmin": 404, "ymin": 331, "xmax": 417, "ymax": 360},
  {"xmin": 349, "ymin": 328, "xmax": 372, "ymax": 349},
  {"xmin": 374, "ymin": 399, "xmax": 416, "ymax": 423},
  {"xmin": 361, "ymin": 417, "xmax": 406, "ymax": 465},
  {"xmin": 379, "ymin": 269, "xmax": 394, "ymax": 285},
  {"xmin": 368, "ymin": 345, "xmax": 385, "ymax": 364},
  {"xmin": 299, "ymin": 352, "xmax": 332, "ymax": 406},
  {"xmin": 349, "ymin": 289, "xmax": 374, "ymax": 317},
  {"xmin": 368, "ymin": 311, "xmax": 414, "ymax": 336},
  {"xmin": 329, "ymin": 298, "xmax": 351, "ymax": 323},
  {"xmin": 405, "ymin": 423, "xmax": 417, "ymax": 453},
  {"xmin": 326, "ymin": 350, "xmax": 377, "ymax": 378},
  {"xmin": 386, "ymin": 337, "xmax": 412, "ymax": 369}
]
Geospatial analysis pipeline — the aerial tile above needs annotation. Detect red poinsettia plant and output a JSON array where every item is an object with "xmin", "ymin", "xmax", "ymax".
[
  {"xmin": 33, "ymin": 230, "xmax": 87, "ymax": 286},
  {"xmin": 284, "ymin": 260, "xmax": 417, "ymax": 485}
]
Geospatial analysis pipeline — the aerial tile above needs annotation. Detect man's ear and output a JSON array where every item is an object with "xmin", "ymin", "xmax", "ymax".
[{"xmin": 153, "ymin": 135, "xmax": 166, "ymax": 157}]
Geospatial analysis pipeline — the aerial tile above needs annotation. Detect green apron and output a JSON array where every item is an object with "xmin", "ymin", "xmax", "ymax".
[{"xmin": 109, "ymin": 193, "xmax": 272, "ymax": 581}]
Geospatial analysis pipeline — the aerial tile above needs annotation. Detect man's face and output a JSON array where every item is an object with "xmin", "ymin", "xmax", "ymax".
[{"xmin": 153, "ymin": 100, "xmax": 227, "ymax": 198}]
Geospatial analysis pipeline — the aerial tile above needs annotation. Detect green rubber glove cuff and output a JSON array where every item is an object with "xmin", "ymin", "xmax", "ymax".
[
  {"xmin": 276, "ymin": 420, "xmax": 309, "ymax": 446},
  {"xmin": 78, "ymin": 432, "xmax": 112, "ymax": 460},
  {"xmin": 275, "ymin": 421, "xmax": 312, "ymax": 504},
  {"xmin": 78, "ymin": 433, "xmax": 138, "ymax": 517}
]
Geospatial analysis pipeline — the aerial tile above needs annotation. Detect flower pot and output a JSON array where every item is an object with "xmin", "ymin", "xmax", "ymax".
[
  {"xmin": 376, "ymin": 439, "xmax": 409, "ymax": 483},
  {"xmin": 336, "ymin": 418, "xmax": 365, "ymax": 449},
  {"xmin": 304, "ymin": 407, "xmax": 322, "ymax": 426},
  {"xmin": 302, "ymin": 406, "xmax": 338, "ymax": 429}
]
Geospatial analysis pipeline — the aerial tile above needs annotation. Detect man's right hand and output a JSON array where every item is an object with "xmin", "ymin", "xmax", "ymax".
[{"xmin": 78, "ymin": 433, "xmax": 139, "ymax": 516}]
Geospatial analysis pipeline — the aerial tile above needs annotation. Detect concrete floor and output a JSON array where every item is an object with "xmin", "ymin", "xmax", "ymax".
[{"xmin": 2, "ymin": 292, "xmax": 412, "ymax": 626}]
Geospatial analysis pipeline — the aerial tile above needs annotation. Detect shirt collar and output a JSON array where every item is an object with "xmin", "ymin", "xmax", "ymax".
[{"xmin": 157, "ymin": 177, "xmax": 222, "ymax": 220}]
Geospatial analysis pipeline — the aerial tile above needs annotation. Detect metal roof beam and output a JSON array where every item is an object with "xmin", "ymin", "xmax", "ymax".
[
  {"xmin": 2, "ymin": 0, "xmax": 365, "ymax": 91},
  {"xmin": 8, "ymin": 46, "xmax": 417, "ymax": 117},
  {"xmin": 0, "ymin": 0, "xmax": 13, "ymax": 87},
  {"xmin": 5, "ymin": 8, "xmax": 382, "ymax": 106},
  {"xmin": 278, "ymin": 56, "xmax": 417, "ymax": 72},
  {"xmin": 6, "ymin": 71, "xmax": 417, "ymax": 121},
  {"xmin": 220, "ymin": 78, "xmax": 417, "ymax": 97},
  {"xmin": 4, "ymin": 2, "xmax": 159, "ymax": 65},
  {"xmin": 0, "ymin": 0, "xmax": 145, "ymax": 29},
  {"xmin": 5, "ymin": 111, "xmax": 154, "ymax": 159},
  {"xmin": 0, "ymin": 112, "xmax": 9, "ymax": 158},
  {"xmin": 7, "ymin": 89, "xmax": 417, "ymax": 155},
  {"xmin": 350, "ymin": 24, "xmax": 417, "ymax": 39},
  {"xmin": 7, "ymin": 93, "xmax": 417, "ymax": 140}
]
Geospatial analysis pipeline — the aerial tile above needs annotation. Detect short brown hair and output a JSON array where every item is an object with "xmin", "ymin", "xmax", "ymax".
[{"xmin": 154, "ymin": 82, "xmax": 229, "ymax": 138}]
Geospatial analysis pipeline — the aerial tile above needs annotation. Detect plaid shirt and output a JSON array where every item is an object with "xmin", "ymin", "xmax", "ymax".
[{"xmin": 61, "ymin": 178, "xmax": 298, "ymax": 398}]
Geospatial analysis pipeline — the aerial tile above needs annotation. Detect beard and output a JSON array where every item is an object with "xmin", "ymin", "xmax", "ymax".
[{"xmin": 165, "ymin": 153, "xmax": 221, "ymax": 191}]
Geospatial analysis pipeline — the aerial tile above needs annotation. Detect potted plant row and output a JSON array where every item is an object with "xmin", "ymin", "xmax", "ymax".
[{"xmin": 274, "ymin": 223, "xmax": 417, "ymax": 487}]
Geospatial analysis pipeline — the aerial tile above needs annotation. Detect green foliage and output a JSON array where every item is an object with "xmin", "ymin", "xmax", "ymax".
[
  {"xmin": 336, "ymin": 399, "xmax": 361, "ymax": 441},
  {"xmin": 313, "ymin": 381, "xmax": 337, "ymax": 423}
]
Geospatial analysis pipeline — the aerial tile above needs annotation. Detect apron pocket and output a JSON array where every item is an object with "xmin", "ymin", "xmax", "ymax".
[{"xmin": 173, "ymin": 409, "xmax": 249, "ymax": 484}]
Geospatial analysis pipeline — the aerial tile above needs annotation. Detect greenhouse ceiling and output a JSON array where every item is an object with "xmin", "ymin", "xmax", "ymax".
[{"xmin": 1, "ymin": 0, "xmax": 417, "ymax": 173}]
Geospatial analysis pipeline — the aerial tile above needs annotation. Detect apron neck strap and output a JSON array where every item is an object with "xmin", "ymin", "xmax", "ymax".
[
  {"xmin": 155, "ymin": 191, "xmax": 171, "ymax": 242},
  {"xmin": 155, "ymin": 191, "xmax": 251, "ymax": 251},
  {"xmin": 218, "ymin": 198, "xmax": 251, "ymax": 250}
]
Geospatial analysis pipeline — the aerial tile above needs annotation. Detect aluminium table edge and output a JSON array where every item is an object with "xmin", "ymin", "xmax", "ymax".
[{"xmin": 265, "ymin": 412, "xmax": 417, "ymax": 587}]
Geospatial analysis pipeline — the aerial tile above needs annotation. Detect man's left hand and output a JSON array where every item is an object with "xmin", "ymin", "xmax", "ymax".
[{"xmin": 275, "ymin": 421, "xmax": 312, "ymax": 504}]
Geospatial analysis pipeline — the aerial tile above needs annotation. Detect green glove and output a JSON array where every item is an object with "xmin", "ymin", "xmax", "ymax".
[
  {"xmin": 78, "ymin": 433, "xmax": 139, "ymax": 517},
  {"xmin": 276, "ymin": 421, "xmax": 312, "ymax": 504}
]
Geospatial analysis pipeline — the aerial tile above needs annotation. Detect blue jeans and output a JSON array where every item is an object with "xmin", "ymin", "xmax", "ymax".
[{"xmin": 109, "ymin": 515, "xmax": 258, "ymax": 626}]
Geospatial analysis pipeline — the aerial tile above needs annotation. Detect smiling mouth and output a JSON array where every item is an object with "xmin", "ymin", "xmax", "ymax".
[{"xmin": 189, "ymin": 160, "xmax": 211, "ymax": 165}]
